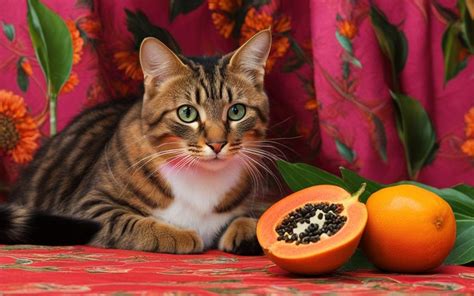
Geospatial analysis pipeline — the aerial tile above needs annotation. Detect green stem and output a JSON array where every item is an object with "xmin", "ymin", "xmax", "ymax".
[
  {"xmin": 49, "ymin": 92, "xmax": 57, "ymax": 136},
  {"xmin": 390, "ymin": 64, "xmax": 401, "ymax": 93},
  {"xmin": 351, "ymin": 183, "xmax": 367, "ymax": 201}
]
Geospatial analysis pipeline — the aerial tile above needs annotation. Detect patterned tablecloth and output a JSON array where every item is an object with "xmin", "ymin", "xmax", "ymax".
[{"xmin": 0, "ymin": 245, "xmax": 473, "ymax": 295}]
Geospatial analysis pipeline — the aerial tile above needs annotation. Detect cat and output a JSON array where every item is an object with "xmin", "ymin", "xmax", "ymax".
[{"xmin": 0, "ymin": 29, "xmax": 272, "ymax": 255}]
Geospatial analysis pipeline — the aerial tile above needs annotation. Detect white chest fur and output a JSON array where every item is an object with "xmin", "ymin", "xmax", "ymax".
[{"xmin": 153, "ymin": 160, "xmax": 245, "ymax": 248}]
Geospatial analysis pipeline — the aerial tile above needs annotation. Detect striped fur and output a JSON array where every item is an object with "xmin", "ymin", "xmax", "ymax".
[{"xmin": 4, "ymin": 30, "xmax": 271, "ymax": 255}]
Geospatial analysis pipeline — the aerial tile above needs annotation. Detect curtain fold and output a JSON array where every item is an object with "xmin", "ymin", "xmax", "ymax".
[{"xmin": 0, "ymin": 0, "xmax": 472, "ymax": 201}]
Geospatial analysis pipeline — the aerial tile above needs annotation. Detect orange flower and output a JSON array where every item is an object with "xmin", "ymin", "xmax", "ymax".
[
  {"xmin": 338, "ymin": 19, "xmax": 358, "ymax": 40},
  {"xmin": 461, "ymin": 139, "xmax": 474, "ymax": 157},
  {"xmin": 114, "ymin": 50, "xmax": 143, "ymax": 81},
  {"xmin": 86, "ymin": 81, "xmax": 105, "ymax": 103},
  {"xmin": 66, "ymin": 20, "xmax": 84, "ymax": 65},
  {"xmin": 208, "ymin": 0, "xmax": 243, "ymax": 38},
  {"xmin": 20, "ymin": 58, "xmax": 33, "ymax": 76},
  {"xmin": 77, "ymin": 15, "xmax": 101, "ymax": 39},
  {"xmin": 61, "ymin": 72, "xmax": 79, "ymax": 94},
  {"xmin": 304, "ymin": 99, "xmax": 319, "ymax": 111},
  {"xmin": 465, "ymin": 107, "xmax": 474, "ymax": 138},
  {"xmin": 240, "ymin": 8, "xmax": 273, "ymax": 40},
  {"xmin": 0, "ymin": 90, "xmax": 40, "ymax": 164},
  {"xmin": 240, "ymin": 8, "xmax": 291, "ymax": 72},
  {"xmin": 110, "ymin": 80, "xmax": 139, "ymax": 98}
]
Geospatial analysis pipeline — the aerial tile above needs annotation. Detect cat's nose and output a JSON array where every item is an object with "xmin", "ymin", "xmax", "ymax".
[{"xmin": 207, "ymin": 141, "xmax": 227, "ymax": 154}]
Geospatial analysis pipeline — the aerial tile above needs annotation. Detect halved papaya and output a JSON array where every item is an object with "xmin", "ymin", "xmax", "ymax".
[{"xmin": 257, "ymin": 184, "xmax": 367, "ymax": 275}]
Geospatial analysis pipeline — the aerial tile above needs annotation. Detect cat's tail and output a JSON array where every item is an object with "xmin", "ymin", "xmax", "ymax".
[{"xmin": 0, "ymin": 204, "xmax": 101, "ymax": 245}]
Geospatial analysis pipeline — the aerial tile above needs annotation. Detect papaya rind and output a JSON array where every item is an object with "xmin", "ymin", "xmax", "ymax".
[{"xmin": 257, "ymin": 185, "xmax": 368, "ymax": 275}]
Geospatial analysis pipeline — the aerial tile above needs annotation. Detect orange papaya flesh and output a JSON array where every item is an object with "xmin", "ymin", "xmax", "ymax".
[{"xmin": 257, "ymin": 184, "xmax": 367, "ymax": 275}]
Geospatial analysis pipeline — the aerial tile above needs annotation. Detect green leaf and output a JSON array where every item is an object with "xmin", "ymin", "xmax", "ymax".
[
  {"xmin": 346, "ymin": 55, "xmax": 362, "ymax": 68},
  {"xmin": 432, "ymin": 1, "xmax": 458, "ymax": 23},
  {"xmin": 276, "ymin": 161, "xmax": 474, "ymax": 266},
  {"xmin": 282, "ymin": 55, "xmax": 305, "ymax": 72},
  {"xmin": 370, "ymin": 5, "xmax": 408, "ymax": 73},
  {"xmin": 282, "ymin": 37, "xmax": 312, "ymax": 72},
  {"xmin": 276, "ymin": 160, "xmax": 348, "ymax": 192},
  {"xmin": 369, "ymin": 114, "xmax": 388, "ymax": 162},
  {"xmin": 288, "ymin": 36, "xmax": 312, "ymax": 66},
  {"xmin": 444, "ymin": 220, "xmax": 474, "ymax": 265},
  {"xmin": 453, "ymin": 184, "xmax": 474, "ymax": 199},
  {"xmin": 169, "ymin": 0, "xmax": 204, "ymax": 22},
  {"xmin": 342, "ymin": 61, "xmax": 350, "ymax": 79},
  {"xmin": 336, "ymin": 31, "xmax": 353, "ymax": 54},
  {"xmin": 27, "ymin": 0, "xmax": 72, "ymax": 96},
  {"xmin": 16, "ymin": 58, "xmax": 29, "ymax": 92},
  {"xmin": 2, "ymin": 22, "xmax": 15, "ymax": 41},
  {"xmin": 335, "ymin": 140, "xmax": 356, "ymax": 163},
  {"xmin": 125, "ymin": 9, "xmax": 181, "ymax": 53},
  {"xmin": 397, "ymin": 181, "xmax": 474, "ymax": 218},
  {"xmin": 391, "ymin": 92, "xmax": 437, "ymax": 179},
  {"xmin": 340, "ymin": 248, "xmax": 375, "ymax": 271},
  {"xmin": 442, "ymin": 22, "xmax": 468, "ymax": 82},
  {"xmin": 339, "ymin": 167, "xmax": 384, "ymax": 203},
  {"xmin": 459, "ymin": 0, "xmax": 474, "ymax": 53},
  {"xmin": 370, "ymin": 4, "xmax": 408, "ymax": 91}
]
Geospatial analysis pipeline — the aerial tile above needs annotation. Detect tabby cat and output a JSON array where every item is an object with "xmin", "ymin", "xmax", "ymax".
[{"xmin": 0, "ymin": 29, "xmax": 272, "ymax": 255}]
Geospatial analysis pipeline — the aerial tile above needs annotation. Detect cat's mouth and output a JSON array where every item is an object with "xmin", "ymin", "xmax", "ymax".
[{"xmin": 195, "ymin": 155, "xmax": 235, "ymax": 171}]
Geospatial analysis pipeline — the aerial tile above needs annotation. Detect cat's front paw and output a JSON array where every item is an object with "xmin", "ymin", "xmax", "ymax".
[
  {"xmin": 155, "ymin": 223, "xmax": 204, "ymax": 254},
  {"xmin": 218, "ymin": 217, "xmax": 263, "ymax": 256}
]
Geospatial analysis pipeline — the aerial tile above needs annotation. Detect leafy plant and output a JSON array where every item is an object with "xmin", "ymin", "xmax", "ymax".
[
  {"xmin": 442, "ymin": 22, "xmax": 468, "ymax": 82},
  {"xmin": 27, "ymin": 0, "xmax": 73, "ymax": 135},
  {"xmin": 16, "ymin": 57, "xmax": 29, "ymax": 92},
  {"xmin": 125, "ymin": 9, "xmax": 181, "ymax": 53},
  {"xmin": 1, "ymin": 22, "xmax": 15, "ymax": 41},
  {"xmin": 435, "ymin": 0, "xmax": 474, "ymax": 82},
  {"xmin": 391, "ymin": 92, "xmax": 438, "ymax": 180},
  {"xmin": 277, "ymin": 160, "xmax": 474, "ymax": 269},
  {"xmin": 369, "ymin": 5, "xmax": 407, "ymax": 92},
  {"xmin": 370, "ymin": 3, "xmax": 438, "ymax": 179},
  {"xmin": 169, "ymin": 0, "xmax": 204, "ymax": 22}
]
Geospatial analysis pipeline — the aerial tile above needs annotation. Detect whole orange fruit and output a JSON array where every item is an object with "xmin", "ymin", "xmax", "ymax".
[{"xmin": 362, "ymin": 184, "xmax": 456, "ymax": 273}]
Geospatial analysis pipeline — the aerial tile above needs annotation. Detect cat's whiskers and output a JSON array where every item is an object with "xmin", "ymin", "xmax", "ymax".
[
  {"xmin": 133, "ymin": 152, "xmax": 189, "ymax": 201},
  {"xmin": 172, "ymin": 156, "xmax": 194, "ymax": 175},
  {"xmin": 126, "ymin": 141, "xmax": 185, "ymax": 170},
  {"xmin": 240, "ymin": 148, "xmax": 283, "ymax": 192},
  {"xmin": 237, "ymin": 153, "xmax": 264, "ymax": 194},
  {"xmin": 164, "ymin": 154, "xmax": 196, "ymax": 177},
  {"xmin": 128, "ymin": 148, "xmax": 186, "ymax": 174},
  {"xmin": 105, "ymin": 135, "xmax": 149, "ymax": 188},
  {"xmin": 118, "ymin": 148, "xmax": 187, "ymax": 200},
  {"xmin": 242, "ymin": 147, "xmax": 284, "ymax": 162},
  {"xmin": 243, "ymin": 143, "xmax": 287, "ymax": 160},
  {"xmin": 245, "ymin": 138, "xmax": 299, "ymax": 156},
  {"xmin": 237, "ymin": 153, "xmax": 266, "ymax": 215}
]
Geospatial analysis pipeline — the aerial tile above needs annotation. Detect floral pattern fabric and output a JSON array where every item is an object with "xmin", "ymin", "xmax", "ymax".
[
  {"xmin": 1, "ymin": 0, "xmax": 474, "ymax": 197},
  {"xmin": 0, "ymin": 245, "xmax": 473, "ymax": 294}
]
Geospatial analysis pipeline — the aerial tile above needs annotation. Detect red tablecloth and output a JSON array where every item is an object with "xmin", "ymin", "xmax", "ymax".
[{"xmin": 0, "ymin": 245, "xmax": 473, "ymax": 294}]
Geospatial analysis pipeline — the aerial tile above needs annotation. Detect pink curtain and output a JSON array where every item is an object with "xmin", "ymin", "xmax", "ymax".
[{"xmin": 0, "ymin": 0, "xmax": 473, "ymax": 202}]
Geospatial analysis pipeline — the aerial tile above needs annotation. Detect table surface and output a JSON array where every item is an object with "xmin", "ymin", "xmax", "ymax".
[{"xmin": 0, "ymin": 245, "xmax": 473, "ymax": 295}]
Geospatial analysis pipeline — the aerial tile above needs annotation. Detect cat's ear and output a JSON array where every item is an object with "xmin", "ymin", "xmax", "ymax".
[
  {"xmin": 139, "ymin": 37, "xmax": 188, "ymax": 85},
  {"xmin": 228, "ymin": 29, "xmax": 272, "ymax": 84}
]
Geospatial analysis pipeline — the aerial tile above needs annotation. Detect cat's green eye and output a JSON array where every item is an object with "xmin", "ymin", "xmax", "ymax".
[
  {"xmin": 228, "ymin": 104, "xmax": 246, "ymax": 121},
  {"xmin": 177, "ymin": 105, "xmax": 198, "ymax": 123}
]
